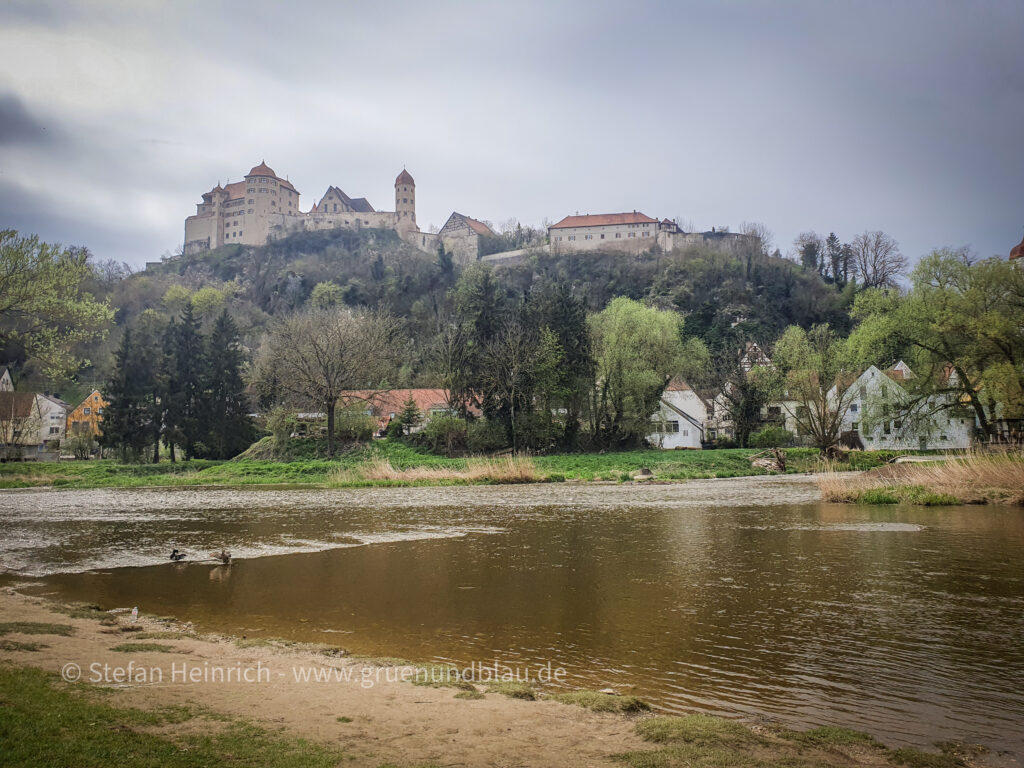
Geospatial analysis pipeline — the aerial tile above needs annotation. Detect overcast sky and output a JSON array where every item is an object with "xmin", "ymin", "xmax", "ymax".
[{"xmin": 1, "ymin": 0, "xmax": 1022, "ymax": 268}]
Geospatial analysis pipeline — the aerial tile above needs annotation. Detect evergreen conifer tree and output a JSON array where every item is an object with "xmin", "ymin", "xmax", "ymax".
[
  {"xmin": 99, "ymin": 329, "xmax": 150, "ymax": 461},
  {"xmin": 174, "ymin": 304, "xmax": 207, "ymax": 458},
  {"xmin": 204, "ymin": 309, "xmax": 255, "ymax": 459}
]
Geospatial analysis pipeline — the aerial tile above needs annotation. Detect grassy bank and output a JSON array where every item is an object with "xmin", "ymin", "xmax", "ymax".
[
  {"xmin": 0, "ymin": 665, "xmax": 980, "ymax": 768},
  {"xmin": 0, "ymin": 439, "xmax": 915, "ymax": 490},
  {"xmin": 818, "ymin": 453, "xmax": 1024, "ymax": 506}
]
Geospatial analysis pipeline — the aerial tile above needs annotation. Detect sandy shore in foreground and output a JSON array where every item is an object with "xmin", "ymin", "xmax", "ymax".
[{"xmin": 0, "ymin": 588, "xmax": 648, "ymax": 767}]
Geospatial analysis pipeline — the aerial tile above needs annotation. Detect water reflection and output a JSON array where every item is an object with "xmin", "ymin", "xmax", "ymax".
[{"xmin": 2, "ymin": 477, "xmax": 1022, "ymax": 756}]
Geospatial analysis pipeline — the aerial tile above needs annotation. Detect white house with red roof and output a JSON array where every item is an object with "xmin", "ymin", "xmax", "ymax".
[{"xmin": 548, "ymin": 212, "xmax": 757, "ymax": 256}]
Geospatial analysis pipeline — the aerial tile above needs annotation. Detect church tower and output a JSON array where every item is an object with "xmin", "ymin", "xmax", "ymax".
[{"xmin": 395, "ymin": 169, "xmax": 416, "ymax": 230}]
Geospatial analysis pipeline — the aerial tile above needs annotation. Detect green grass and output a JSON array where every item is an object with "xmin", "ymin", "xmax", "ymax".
[
  {"xmin": 483, "ymin": 680, "xmax": 536, "ymax": 700},
  {"xmin": 855, "ymin": 485, "xmax": 961, "ymax": 506},
  {"xmin": 0, "ymin": 622, "xmax": 74, "ymax": 637},
  {"xmin": 0, "ymin": 640, "xmax": 48, "ymax": 652},
  {"xmin": 0, "ymin": 666, "xmax": 347, "ymax": 767},
  {"xmin": 551, "ymin": 690, "xmax": 651, "ymax": 713},
  {"xmin": 785, "ymin": 725, "xmax": 879, "ymax": 747},
  {"xmin": 133, "ymin": 631, "xmax": 197, "ymax": 641},
  {"xmin": 0, "ymin": 439, "xmax": 929, "ymax": 490},
  {"xmin": 336, "ymin": 715, "xmax": 353, "ymax": 723},
  {"xmin": 109, "ymin": 643, "xmax": 183, "ymax": 654}
]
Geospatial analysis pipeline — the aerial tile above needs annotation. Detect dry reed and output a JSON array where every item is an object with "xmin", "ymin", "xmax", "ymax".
[
  {"xmin": 818, "ymin": 452, "xmax": 1024, "ymax": 505},
  {"xmin": 329, "ymin": 454, "xmax": 539, "ymax": 485}
]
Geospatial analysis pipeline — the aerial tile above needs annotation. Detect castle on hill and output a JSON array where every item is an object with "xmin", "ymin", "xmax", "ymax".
[
  {"xmin": 184, "ymin": 161, "xmax": 755, "ymax": 264},
  {"xmin": 184, "ymin": 162, "xmax": 497, "ymax": 263}
]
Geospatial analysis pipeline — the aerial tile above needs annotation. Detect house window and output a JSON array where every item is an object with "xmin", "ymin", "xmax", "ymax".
[
  {"xmin": 83, "ymin": 407, "xmax": 91, "ymax": 415},
  {"xmin": 850, "ymin": 403, "xmax": 858, "ymax": 413},
  {"xmin": 852, "ymin": 421, "xmax": 860, "ymax": 431},
  {"xmin": 682, "ymin": 429, "xmax": 689, "ymax": 437},
  {"xmin": 665, "ymin": 421, "xmax": 680, "ymax": 433},
  {"xmin": 859, "ymin": 385, "xmax": 867, "ymax": 398},
  {"xmin": 884, "ymin": 422, "xmax": 891, "ymax": 435},
  {"xmin": 97, "ymin": 408, "xmax": 104, "ymax": 414},
  {"xmin": 49, "ymin": 427, "xmax": 60, "ymax": 434}
]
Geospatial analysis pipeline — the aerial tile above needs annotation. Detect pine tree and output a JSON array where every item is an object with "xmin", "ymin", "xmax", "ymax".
[
  {"xmin": 204, "ymin": 309, "xmax": 255, "ymax": 459},
  {"xmin": 395, "ymin": 395, "xmax": 422, "ymax": 436},
  {"xmin": 99, "ymin": 329, "xmax": 150, "ymax": 461},
  {"xmin": 158, "ymin": 319, "xmax": 181, "ymax": 462},
  {"xmin": 174, "ymin": 304, "xmax": 207, "ymax": 459}
]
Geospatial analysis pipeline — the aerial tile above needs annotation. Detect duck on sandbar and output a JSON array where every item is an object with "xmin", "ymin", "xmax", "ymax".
[{"xmin": 170, "ymin": 549, "xmax": 187, "ymax": 562}]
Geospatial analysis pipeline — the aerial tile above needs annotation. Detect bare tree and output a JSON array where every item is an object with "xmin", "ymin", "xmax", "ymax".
[
  {"xmin": 740, "ymin": 222, "xmax": 774, "ymax": 256},
  {"xmin": 252, "ymin": 307, "xmax": 405, "ymax": 456},
  {"xmin": 0, "ymin": 391, "xmax": 40, "ymax": 460},
  {"xmin": 851, "ymin": 230, "xmax": 907, "ymax": 288}
]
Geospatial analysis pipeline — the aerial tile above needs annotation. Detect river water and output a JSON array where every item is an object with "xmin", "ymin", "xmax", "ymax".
[{"xmin": 1, "ymin": 476, "xmax": 1022, "ymax": 757}]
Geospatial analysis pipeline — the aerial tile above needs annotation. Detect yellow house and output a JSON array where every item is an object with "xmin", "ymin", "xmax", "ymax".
[{"xmin": 67, "ymin": 390, "xmax": 108, "ymax": 437}]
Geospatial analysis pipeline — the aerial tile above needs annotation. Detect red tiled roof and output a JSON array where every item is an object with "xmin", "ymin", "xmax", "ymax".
[
  {"xmin": 463, "ymin": 216, "xmax": 495, "ymax": 237},
  {"xmin": 395, "ymin": 169, "xmax": 415, "ymax": 186},
  {"xmin": 224, "ymin": 180, "xmax": 247, "ymax": 201},
  {"xmin": 244, "ymin": 161, "xmax": 298, "ymax": 193},
  {"xmin": 247, "ymin": 161, "xmax": 277, "ymax": 178},
  {"xmin": 338, "ymin": 389, "xmax": 479, "ymax": 431},
  {"xmin": 550, "ymin": 212, "xmax": 658, "ymax": 229},
  {"xmin": 1011, "ymin": 234, "xmax": 1024, "ymax": 260}
]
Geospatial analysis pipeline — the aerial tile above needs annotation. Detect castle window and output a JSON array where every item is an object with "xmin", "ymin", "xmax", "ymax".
[
  {"xmin": 628, "ymin": 232, "xmax": 636, "ymax": 238},
  {"xmin": 615, "ymin": 233, "xmax": 621, "ymax": 238},
  {"xmin": 403, "ymin": 198, "xmax": 407, "ymax": 203},
  {"xmin": 248, "ymin": 199, "xmax": 254, "ymax": 204},
  {"xmin": 600, "ymin": 234, "xmax": 605, "ymax": 239},
  {"xmin": 248, "ymin": 188, "xmax": 254, "ymax": 193},
  {"xmin": 333, "ymin": 204, "xmax": 338, "ymax": 212}
]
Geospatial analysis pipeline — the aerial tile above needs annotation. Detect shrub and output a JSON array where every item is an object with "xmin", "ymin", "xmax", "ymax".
[
  {"xmin": 334, "ymin": 407, "xmax": 376, "ymax": 442},
  {"xmin": 265, "ymin": 406, "xmax": 298, "ymax": 449},
  {"xmin": 413, "ymin": 416, "xmax": 468, "ymax": 456},
  {"xmin": 749, "ymin": 426, "xmax": 793, "ymax": 448},
  {"xmin": 466, "ymin": 419, "xmax": 509, "ymax": 453}
]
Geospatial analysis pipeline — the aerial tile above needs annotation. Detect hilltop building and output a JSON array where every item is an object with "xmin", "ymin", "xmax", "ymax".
[
  {"xmin": 1011, "ymin": 232, "xmax": 1024, "ymax": 260},
  {"xmin": 548, "ymin": 212, "xmax": 756, "ymax": 255},
  {"xmin": 184, "ymin": 162, "xmax": 489, "ymax": 263}
]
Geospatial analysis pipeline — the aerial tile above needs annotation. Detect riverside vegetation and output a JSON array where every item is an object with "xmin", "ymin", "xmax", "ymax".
[
  {"xmin": 0, "ymin": 439, "xmax": 913, "ymax": 489},
  {"xmin": 818, "ymin": 452, "xmax": 1024, "ymax": 506}
]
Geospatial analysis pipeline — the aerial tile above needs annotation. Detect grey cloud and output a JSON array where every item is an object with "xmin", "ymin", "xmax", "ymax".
[{"xmin": 0, "ymin": 93, "xmax": 55, "ymax": 146}]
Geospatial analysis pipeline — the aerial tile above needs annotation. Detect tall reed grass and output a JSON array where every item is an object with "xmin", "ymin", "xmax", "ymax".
[
  {"xmin": 328, "ymin": 454, "xmax": 539, "ymax": 485},
  {"xmin": 818, "ymin": 452, "xmax": 1024, "ymax": 505}
]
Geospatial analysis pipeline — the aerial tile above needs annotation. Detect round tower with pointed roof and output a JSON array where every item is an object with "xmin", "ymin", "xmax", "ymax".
[{"xmin": 395, "ymin": 169, "xmax": 416, "ymax": 230}]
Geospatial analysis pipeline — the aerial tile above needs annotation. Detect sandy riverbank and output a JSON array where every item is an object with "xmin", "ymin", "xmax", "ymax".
[{"xmin": 1, "ymin": 589, "xmax": 1006, "ymax": 767}]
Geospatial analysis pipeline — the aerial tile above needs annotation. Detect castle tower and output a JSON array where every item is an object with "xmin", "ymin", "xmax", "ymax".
[{"xmin": 395, "ymin": 169, "xmax": 416, "ymax": 230}]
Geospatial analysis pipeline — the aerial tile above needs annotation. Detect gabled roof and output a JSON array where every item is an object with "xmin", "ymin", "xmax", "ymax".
[
  {"xmin": 38, "ymin": 394, "xmax": 70, "ymax": 410},
  {"xmin": 395, "ymin": 169, "xmax": 415, "ymax": 186},
  {"xmin": 665, "ymin": 376, "xmax": 693, "ymax": 392},
  {"xmin": 348, "ymin": 197, "xmax": 374, "ymax": 213},
  {"xmin": 0, "ymin": 391, "xmax": 36, "ymax": 419},
  {"xmin": 441, "ymin": 212, "xmax": 496, "ymax": 237},
  {"xmin": 316, "ymin": 186, "xmax": 375, "ymax": 214},
  {"xmin": 72, "ymin": 390, "xmax": 105, "ymax": 412},
  {"xmin": 549, "ymin": 212, "xmax": 658, "ymax": 229}
]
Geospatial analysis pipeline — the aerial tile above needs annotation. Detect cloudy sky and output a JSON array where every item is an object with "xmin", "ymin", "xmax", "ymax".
[{"xmin": 1, "ymin": 0, "xmax": 1022, "ymax": 268}]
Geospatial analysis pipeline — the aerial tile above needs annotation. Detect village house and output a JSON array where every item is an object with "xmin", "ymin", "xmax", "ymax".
[
  {"xmin": 338, "ymin": 389, "xmax": 476, "ymax": 436},
  {"xmin": 647, "ymin": 378, "xmax": 706, "ymax": 449},
  {"xmin": 548, "ymin": 212, "xmax": 757, "ymax": 256},
  {"xmin": 840, "ymin": 364, "xmax": 973, "ymax": 451},
  {"xmin": 67, "ymin": 390, "xmax": 108, "ymax": 438}
]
